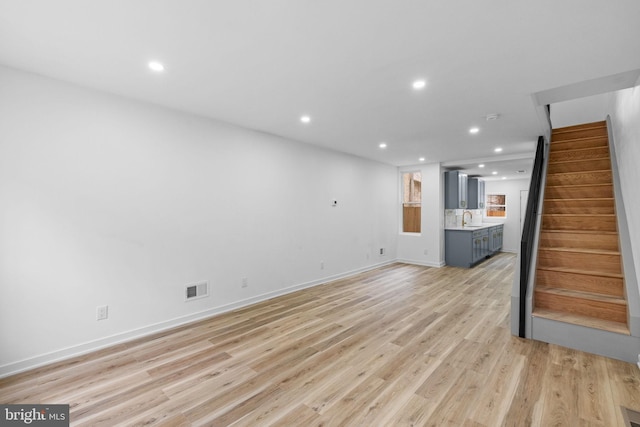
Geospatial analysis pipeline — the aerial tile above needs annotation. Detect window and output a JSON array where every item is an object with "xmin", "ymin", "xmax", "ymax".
[
  {"xmin": 486, "ymin": 194, "xmax": 506, "ymax": 217},
  {"xmin": 402, "ymin": 172, "xmax": 421, "ymax": 232}
]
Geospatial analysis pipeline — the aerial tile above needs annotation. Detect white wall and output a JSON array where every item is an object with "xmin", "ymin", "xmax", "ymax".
[
  {"xmin": 396, "ymin": 163, "xmax": 444, "ymax": 267},
  {"xmin": 483, "ymin": 179, "xmax": 531, "ymax": 253},
  {"xmin": 608, "ymin": 84, "xmax": 640, "ymax": 293},
  {"xmin": 550, "ymin": 93, "xmax": 609, "ymax": 128},
  {"xmin": 0, "ymin": 66, "xmax": 398, "ymax": 374}
]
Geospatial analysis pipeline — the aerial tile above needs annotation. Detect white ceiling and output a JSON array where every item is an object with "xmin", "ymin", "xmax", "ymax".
[{"xmin": 2, "ymin": 1, "xmax": 640, "ymax": 179}]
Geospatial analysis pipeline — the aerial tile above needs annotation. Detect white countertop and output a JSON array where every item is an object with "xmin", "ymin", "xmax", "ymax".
[{"xmin": 445, "ymin": 223, "xmax": 504, "ymax": 231}]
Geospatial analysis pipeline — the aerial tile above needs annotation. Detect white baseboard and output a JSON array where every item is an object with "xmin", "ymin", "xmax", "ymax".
[
  {"xmin": 0, "ymin": 260, "xmax": 396, "ymax": 378},
  {"xmin": 396, "ymin": 258, "xmax": 445, "ymax": 268}
]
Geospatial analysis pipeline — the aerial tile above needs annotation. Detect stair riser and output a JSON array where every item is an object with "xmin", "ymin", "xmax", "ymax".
[
  {"xmin": 549, "ymin": 147, "xmax": 610, "ymax": 162},
  {"xmin": 543, "ymin": 205, "xmax": 614, "ymax": 214},
  {"xmin": 546, "ymin": 170, "xmax": 612, "ymax": 186},
  {"xmin": 552, "ymin": 127, "xmax": 608, "ymax": 142},
  {"xmin": 550, "ymin": 136, "xmax": 608, "ymax": 152},
  {"xmin": 536, "ymin": 268, "xmax": 624, "ymax": 296},
  {"xmin": 554, "ymin": 122, "xmax": 606, "ymax": 133},
  {"xmin": 537, "ymin": 250, "xmax": 622, "ymax": 275},
  {"xmin": 534, "ymin": 290, "xmax": 627, "ymax": 323},
  {"xmin": 539, "ymin": 231, "xmax": 619, "ymax": 251},
  {"xmin": 545, "ymin": 185, "xmax": 613, "ymax": 199},
  {"xmin": 547, "ymin": 159, "xmax": 611, "ymax": 174},
  {"xmin": 544, "ymin": 198, "xmax": 614, "ymax": 210},
  {"xmin": 542, "ymin": 215, "xmax": 617, "ymax": 231}
]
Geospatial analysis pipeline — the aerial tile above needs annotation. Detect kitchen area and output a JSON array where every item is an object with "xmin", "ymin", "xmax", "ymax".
[
  {"xmin": 444, "ymin": 170, "xmax": 505, "ymax": 268},
  {"xmin": 396, "ymin": 161, "xmax": 530, "ymax": 269}
]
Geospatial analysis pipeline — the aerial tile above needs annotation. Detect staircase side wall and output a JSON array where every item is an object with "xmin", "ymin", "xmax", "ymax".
[
  {"xmin": 607, "ymin": 115, "xmax": 640, "ymax": 336},
  {"xmin": 532, "ymin": 316, "xmax": 640, "ymax": 362}
]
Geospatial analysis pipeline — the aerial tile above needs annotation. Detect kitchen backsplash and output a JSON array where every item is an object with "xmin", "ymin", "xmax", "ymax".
[{"xmin": 445, "ymin": 209, "xmax": 483, "ymax": 227}]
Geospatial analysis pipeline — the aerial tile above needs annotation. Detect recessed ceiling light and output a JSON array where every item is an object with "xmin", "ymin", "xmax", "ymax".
[
  {"xmin": 148, "ymin": 61, "xmax": 165, "ymax": 72},
  {"xmin": 412, "ymin": 79, "xmax": 427, "ymax": 90},
  {"xmin": 419, "ymin": 157, "xmax": 425, "ymax": 162},
  {"xmin": 379, "ymin": 142, "xmax": 387, "ymax": 149},
  {"xmin": 478, "ymin": 164, "xmax": 485, "ymax": 168},
  {"xmin": 486, "ymin": 113, "xmax": 500, "ymax": 121},
  {"xmin": 494, "ymin": 147, "xmax": 503, "ymax": 152},
  {"xmin": 300, "ymin": 115, "xmax": 311, "ymax": 124},
  {"xmin": 492, "ymin": 171, "xmax": 498, "ymax": 175},
  {"xmin": 469, "ymin": 127, "xmax": 480, "ymax": 134}
]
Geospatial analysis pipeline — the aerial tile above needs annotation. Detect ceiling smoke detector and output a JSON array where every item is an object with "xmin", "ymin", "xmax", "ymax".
[{"xmin": 486, "ymin": 113, "xmax": 500, "ymax": 121}]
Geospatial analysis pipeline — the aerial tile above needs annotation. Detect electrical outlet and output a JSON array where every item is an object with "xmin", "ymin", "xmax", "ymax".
[
  {"xmin": 241, "ymin": 277, "xmax": 248, "ymax": 288},
  {"xmin": 379, "ymin": 248, "xmax": 385, "ymax": 255},
  {"xmin": 96, "ymin": 305, "xmax": 108, "ymax": 321}
]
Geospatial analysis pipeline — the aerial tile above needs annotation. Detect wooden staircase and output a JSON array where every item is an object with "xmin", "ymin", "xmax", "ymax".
[{"xmin": 533, "ymin": 121, "xmax": 628, "ymax": 334}]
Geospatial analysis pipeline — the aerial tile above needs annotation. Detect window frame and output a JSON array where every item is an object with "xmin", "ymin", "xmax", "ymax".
[
  {"xmin": 486, "ymin": 193, "xmax": 507, "ymax": 218},
  {"xmin": 401, "ymin": 171, "xmax": 422, "ymax": 234}
]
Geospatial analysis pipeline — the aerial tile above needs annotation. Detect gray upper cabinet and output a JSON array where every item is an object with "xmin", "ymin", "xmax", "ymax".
[
  {"xmin": 467, "ymin": 178, "xmax": 485, "ymax": 209},
  {"xmin": 478, "ymin": 179, "xmax": 485, "ymax": 209},
  {"xmin": 445, "ymin": 171, "xmax": 468, "ymax": 209}
]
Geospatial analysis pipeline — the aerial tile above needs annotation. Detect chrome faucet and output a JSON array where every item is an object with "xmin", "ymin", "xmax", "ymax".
[{"xmin": 462, "ymin": 210, "xmax": 472, "ymax": 227}]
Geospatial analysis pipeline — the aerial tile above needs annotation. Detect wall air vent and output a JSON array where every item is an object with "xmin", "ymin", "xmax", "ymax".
[{"xmin": 185, "ymin": 281, "xmax": 209, "ymax": 301}]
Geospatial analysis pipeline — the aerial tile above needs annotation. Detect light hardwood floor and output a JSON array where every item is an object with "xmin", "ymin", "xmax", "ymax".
[{"xmin": 2, "ymin": 253, "xmax": 640, "ymax": 426}]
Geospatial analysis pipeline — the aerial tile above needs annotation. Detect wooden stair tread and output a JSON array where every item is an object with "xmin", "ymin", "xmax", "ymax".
[
  {"xmin": 536, "ymin": 265, "xmax": 623, "ymax": 279},
  {"xmin": 549, "ymin": 143, "xmax": 609, "ymax": 151},
  {"xmin": 552, "ymin": 131, "xmax": 608, "ymax": 142},
  {"xmin": 542, "ymin": 214, "xmax": 618, "ymax": 232},
  {"xmin": 535, "ymin": 286, "xmax": 626, "ymax": 304},
  {"xmin": 547, "ymin": 158, "xmax": 609, "ymax": 166},
  {"xmin": 532, "ymin": 308, "xmax": 629, "ymax": 335},
  {"xmin": 542, "ymin": 207, "xmax": 614, "ymax": 215},
  {"xmin": 550, "ymin": 136, "xmax": 608, "ymax": 146},
  {"xmin": 549, "ymin": 122, "xmax": 608, "ymax": 142},
  {"xmin": 535, "ymin": 268, "xmax": 624, "ymax": 297},
  {"xmin": 549, "ymin": 148, "xmax": 608, "ymax": 155},
  {"xmin": 549, "ymin": 156, "xmax": 611, "ymax": 166},
  {"xmin": 545, "ymin": 183, "xmax": 612, "ymax": 188},
  {"xmin": 545, "ymin": 171, "xmax": 612, "ymax": 187},
  {"xmin": 542, "ymin": 213, "xmax": 615, "ymax": 218},
  {"xmin": 540, "ymin": 229, "xmax": 617, "ymax": 235},
  {"xmin": 537, "ymin": 246, "xmax": 620, "ymax": 256},
  {"xmin": 551, "ymin": 146, "xmax": 607, "ymax": 152},
  {"xmin": 543, "ymin": 198, "xmax": 614, "ymax": 203},
  {"xmin": 553, "ymin": 122, "xmax": 606, "ymax": 133},
  {"xmin": 546, "ymin": 169, "xmax": 610, "ymax": 176}
]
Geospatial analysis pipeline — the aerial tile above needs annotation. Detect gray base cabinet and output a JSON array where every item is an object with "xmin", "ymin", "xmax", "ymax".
[
  {"xmin": 445, "ymin": 224, "xmax": 503, "ymax": 268},
  {"xmin": 488, "ymin": 225, "xmax": 503, "ymax": 252}
]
